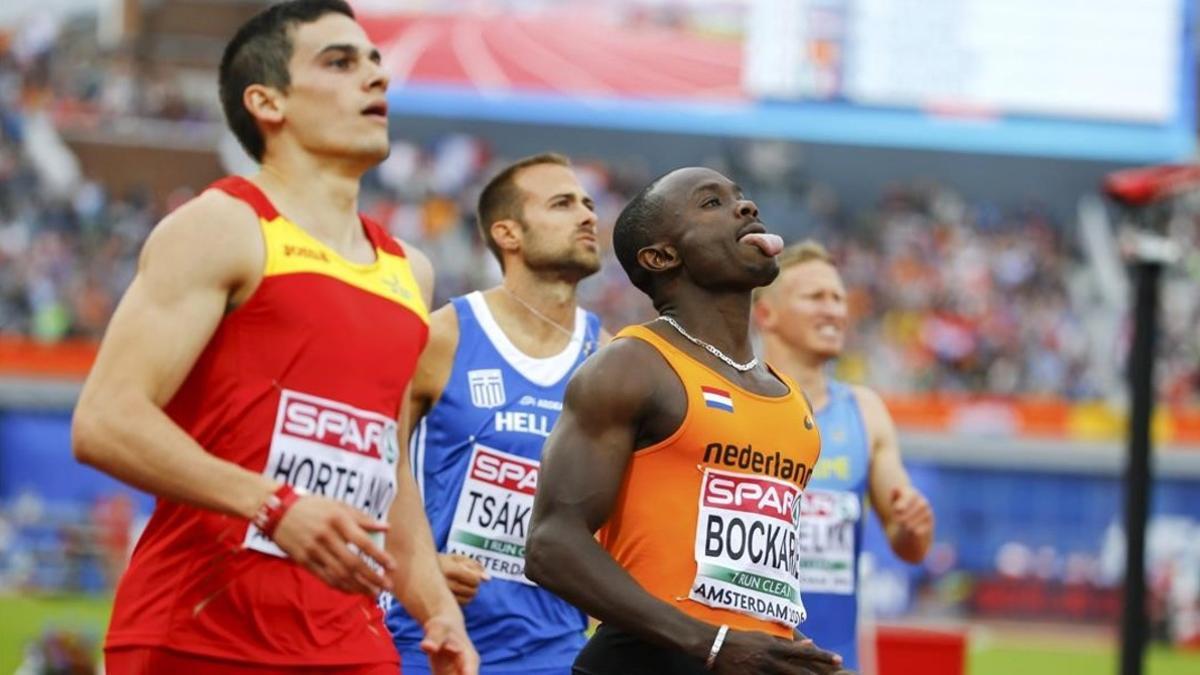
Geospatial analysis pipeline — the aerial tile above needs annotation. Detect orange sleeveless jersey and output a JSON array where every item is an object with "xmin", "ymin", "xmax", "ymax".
[
  {"xmin": 105, "ymin": 177, "xmax": 428, "ymax": 666},
  {"xmin": 597, "ymin": 325, "xmax": 821, "ymax": 638}
]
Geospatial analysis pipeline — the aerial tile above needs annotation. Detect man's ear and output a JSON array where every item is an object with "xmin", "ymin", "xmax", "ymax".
[
  {"xmin": 490, "ymin": 218, "xmax": 523, "ymax": 257},
  {"xmin": 636, "ymin": 243, "xmax": 681, "ymax": 275},
  {"xmin": 243, "ymin": 83, "xmax": 285, "ymax": 126}
]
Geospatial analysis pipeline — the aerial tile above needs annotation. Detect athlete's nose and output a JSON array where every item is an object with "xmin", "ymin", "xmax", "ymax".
[
  {"xmin": 737, "ymin": 199, "xmax": 759, "ymax": 220},
  {"xmin": 579, "ymin": 204, "xmax": 598, "ymax": 229},
  {"xmin": 365, "ymin": 57, "xmax": 389, "ymax": 93}
]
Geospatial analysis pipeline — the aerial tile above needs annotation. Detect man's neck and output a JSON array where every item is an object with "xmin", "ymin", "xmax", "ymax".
[
  {"xmin": 761, "ymin": 333, "xmax": 831, "ymax": 409},
  {"xmin": 255, "ymin": 149, "xmax": 366, "ymax": 244},
  {"xmin": 501, "ymin": 267, "xmax": 578, "ymax": 325},
  {"xmin": 482, "ymin": 266, "xmax": 580, "ymax": 355},
  {"xmin": 656, "ymin": 289, "xmax": 756, "ymax": 366}
]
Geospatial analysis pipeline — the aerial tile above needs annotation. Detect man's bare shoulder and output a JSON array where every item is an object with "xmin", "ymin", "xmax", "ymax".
[
  {"xmin": 565, "ymin": 334, "xmax": 667, "ymax": 412},
  {"xmin": 850, "ymin": 383, "xmax": 899, "ymax": 448},
  {"xmin": 158, "ymin": 188, "xmax": 260, "ymax": 231},
  {"xmin": 142, "ymin": 188, "xmax": 263, "ymax": 277},
  {"xmin": 849, "ymin": 384, "xmax": 888, "ymax": 418}
]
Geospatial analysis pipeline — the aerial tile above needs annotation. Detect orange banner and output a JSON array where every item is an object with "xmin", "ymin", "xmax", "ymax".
[
  {"xmin": 0, "ymin": 337, "xmax": 98, "ymax": 378},
  {"xmin": 886, "ymin": 393, "xmax": 1200, "ymax": 446},
  {"xmin": 1, "ymin": 338, "xmax": 1198, "ymax": 445}
]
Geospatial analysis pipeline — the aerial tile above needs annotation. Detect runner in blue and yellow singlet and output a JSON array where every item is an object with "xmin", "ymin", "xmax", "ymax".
[{"xmin": 752, "ymin": 240, "xmax": 936, "ymax": 671}]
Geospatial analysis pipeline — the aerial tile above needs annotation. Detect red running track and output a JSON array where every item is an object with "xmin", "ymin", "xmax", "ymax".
[{"xmin": 360, "ymin": 9, "xmax": 746, "ymax": 101}]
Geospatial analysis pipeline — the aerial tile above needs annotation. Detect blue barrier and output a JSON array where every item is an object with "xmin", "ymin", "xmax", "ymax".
[
  {"xmin": 0, "ymin": 409, "xmax": 153, "ymax": 511},
  {"xmin": 3, "ymin": 408, "xmax": 1199, "ymax": 599}
]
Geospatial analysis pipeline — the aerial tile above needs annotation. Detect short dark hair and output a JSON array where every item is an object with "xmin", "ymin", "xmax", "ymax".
[
  {"xmin": 613, "ymin": 176, "xmax": 667, "ymax": 296},
  {"xmin": 219, "ymin": 0, "xmax": 355, "ymax": 162},
  {"xmin": 476, "ymin": 153, "xmax": 571, "ymax": 269}
]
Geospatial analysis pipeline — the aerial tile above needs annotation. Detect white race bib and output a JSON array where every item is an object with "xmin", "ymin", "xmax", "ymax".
[
  {"xmin": 689, "ymin": 468, "xmax": 806, "ymax": 628},
  {"xmin": 245, "ymin": 389, "xmax": 399, "ymax": 558},
  {"xmin": 446, "ymin": 444, "xmax": 538, "ymax": 584},
  {"xmin": 796, "ymin": 489, "xmax": 860, "ymax": 595}
]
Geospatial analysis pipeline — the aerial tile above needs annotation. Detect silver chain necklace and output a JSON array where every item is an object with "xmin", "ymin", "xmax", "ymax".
[
  {"xmin": 656, "ymin": 315, "xmax": 758, "ymax": 372},
  {"xmin": 501, "ymin": 286, "xmax": 595, "ymax": 355}
]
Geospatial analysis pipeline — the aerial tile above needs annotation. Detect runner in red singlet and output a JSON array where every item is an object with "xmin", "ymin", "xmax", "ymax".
[{"xmin": 71, "ymin": 2, "xmax": 476, "ymax": 673}]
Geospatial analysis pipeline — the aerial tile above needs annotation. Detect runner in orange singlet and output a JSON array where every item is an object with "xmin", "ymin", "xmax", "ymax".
[
  {"xmin": 71, "ymin": 2, "xmax": 475, "ymax": 673},
  {"xmin": 526, "ymin": 168, "xmax": 846, "ymax": 674}
]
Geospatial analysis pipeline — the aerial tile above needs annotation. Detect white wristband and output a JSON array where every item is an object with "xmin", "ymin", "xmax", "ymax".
[{"xmin": 705, "ymin": 624, "xmax": 729, "ymax": 670}]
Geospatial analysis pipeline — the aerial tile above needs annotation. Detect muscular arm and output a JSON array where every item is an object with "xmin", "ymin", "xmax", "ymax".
[
  {"xmin": 526, "ymin": 340, "xmax": 717, "ymax": 659},
  {"xmin": 72, "ymin": 191, "xmax": 276, "ymax": 518},
  {"xmin": 859, "ymin": 387, "xmax": 934, "ymax": 564},
  {"xmin": 386, "ymin": 243, "xmax": 477, "ymax": 671}
]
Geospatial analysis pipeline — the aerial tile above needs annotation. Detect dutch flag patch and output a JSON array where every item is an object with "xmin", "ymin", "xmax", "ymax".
[{"xmin": 701, "ymin": 386, "xmax": 734, "ymax": 413}]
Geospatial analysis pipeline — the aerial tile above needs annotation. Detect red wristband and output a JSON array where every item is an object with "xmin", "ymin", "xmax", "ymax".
[{"xmin": 253, "ymin": 484, "xmax": 301, "ymax": 539}]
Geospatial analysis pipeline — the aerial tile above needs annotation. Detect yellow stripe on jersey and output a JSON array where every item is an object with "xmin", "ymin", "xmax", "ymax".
[{"xmin": 259, "ymin": 216, "xmax": 429, "ymax": 323}]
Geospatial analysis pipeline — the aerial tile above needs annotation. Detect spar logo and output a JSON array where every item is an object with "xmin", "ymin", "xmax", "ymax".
[
  {"xmin": 800, "ymin": 490, "xmax": 858, "ymax": 521},
  {"xmin": 703, "ymin": 471, "xmax": 802, "ymax": 526},
  {"xmin": 279, "ymin": 391, "xmax": 398, "ymax": 462},
  {"xmin": 469, "ymin": 446, "xmax": 538, "ymax": 496}
]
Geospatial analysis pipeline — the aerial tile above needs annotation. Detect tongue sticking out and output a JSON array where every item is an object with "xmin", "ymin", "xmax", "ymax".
[{"xmin": 739, "ymin": 232, "xmax": 785, "ymax": 257}]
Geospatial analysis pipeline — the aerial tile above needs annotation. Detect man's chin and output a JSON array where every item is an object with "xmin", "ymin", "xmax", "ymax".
[
  {"xmin": 341, "ymin": 133, "xmax": 391, "ymax": 162},
  {"xmin": 322, "ymin": 144, "xmax": 390, "ymax": 167},
  {"xmin": 812, "ymin": 346, "xmax": 843, "ymax": 360},
  {"xmin": 582, "ymin": 259, "xmax": 603, "ymax": 277},
  {"xmin": 364, "ymin": 142, "xmax": 391, "ymax": 163},
  {"xmin": 749, "ymin": 259, "xmax": 781, "ymax": 287},
  {"xmin": 528, "ymin": 254, "xmax": 601, "ymax": 281},
  {"xmin": 568, "ymin": 252, "xmax": 602, "ymax": 278}
]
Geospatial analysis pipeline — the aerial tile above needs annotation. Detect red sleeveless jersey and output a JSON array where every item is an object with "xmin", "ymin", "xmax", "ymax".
[{"xmin": 105, "ymin": 177, "xmax": 429, "ymax": 666}]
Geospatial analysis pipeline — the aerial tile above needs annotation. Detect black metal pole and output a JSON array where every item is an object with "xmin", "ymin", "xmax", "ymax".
[{"xmin": 1119, "ymin": 259, "xmax": 1162, "ymax": 675}]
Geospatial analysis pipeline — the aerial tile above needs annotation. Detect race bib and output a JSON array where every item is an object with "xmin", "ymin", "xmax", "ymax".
[
  {"xmin": 689, "ymin": 468, "xmax": 806, "ymax": 628},
  {"xmin": 245, "ymin": 390, "xmax": 400, "ymax": 558},
  {"xmin": 796, "ymin": 489, "xmax": 860, "ymax": 595},
  {"xmin": 446, "ymin": 444, "xmax": 538, "ymax": 584}
]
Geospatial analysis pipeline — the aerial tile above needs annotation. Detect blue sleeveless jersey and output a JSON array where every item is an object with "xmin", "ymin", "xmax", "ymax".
[
  {"xmin": 798, "ymin": 379, "xmax": 869, "ymax": 672},
  {"xmin": 386, "ymin": 292, "xmax": 598, "ymax": 672}
]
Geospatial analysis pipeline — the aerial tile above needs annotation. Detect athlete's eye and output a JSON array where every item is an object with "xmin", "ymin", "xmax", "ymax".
[
  {"xmin": 329, "ymin": 57, "xmax": 352, "ymax": 70},
  {"xmin": 702, "ymin": 197, "xmax": 720, "ymax": 208}
]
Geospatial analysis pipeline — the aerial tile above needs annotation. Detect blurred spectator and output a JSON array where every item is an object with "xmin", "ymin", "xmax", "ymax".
[{"xmin": 15, "ymin": 628, "xmax": 98, "ymax": 675}]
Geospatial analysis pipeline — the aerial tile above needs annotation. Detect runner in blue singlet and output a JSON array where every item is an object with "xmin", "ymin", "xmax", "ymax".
[
  {"xmin": 752, "ymin": 240, "xmax": 936, "ymax": 672},
  {"xmin": 386, "ymin": 154, "xmax": 607, "ymax": 674}
]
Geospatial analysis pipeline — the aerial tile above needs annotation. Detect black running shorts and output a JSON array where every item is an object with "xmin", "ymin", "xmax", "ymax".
[{"xmin": 572, "ymin": 624, "xmax": 710, "ymax": 675}]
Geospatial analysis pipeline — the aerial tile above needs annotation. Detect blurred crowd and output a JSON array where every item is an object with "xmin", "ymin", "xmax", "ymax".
[
  {"xmin": 828, "ymin": 189, "xmax": 1097, "ymax": 399},
  {"xmin": 0, "ymin": 491, "xmax": 136, "ymax": 594},
  {"xmin": 2, "ymin": 14, "xmax": 1199, "ymax": 407},
  {"xmin": 0, "ymin": 18, "xmax": 161, "ymax": 342}
]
